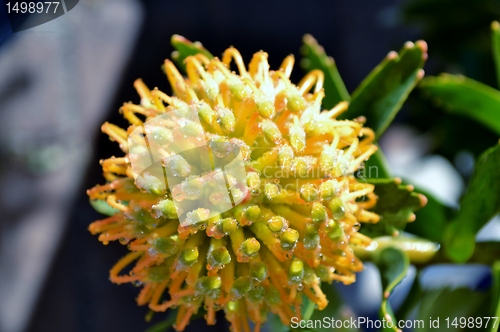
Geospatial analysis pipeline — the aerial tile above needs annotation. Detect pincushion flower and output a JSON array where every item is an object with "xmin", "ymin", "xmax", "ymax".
[{"xmin": 87, "ymin": 40, "xmax": 380, "ymax": 332}]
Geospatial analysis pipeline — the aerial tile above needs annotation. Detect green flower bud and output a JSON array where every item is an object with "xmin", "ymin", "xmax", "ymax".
[
  {"xmin": 148, "ymin": 264, "xmax": 170, "ymax": 282},
  {"xmin": 289, "ymin": 119, "xmax": 306, "ymax": 152},
  {"xmin": 244, "ymin": 205, "xmax": 261, "ymax": 222},
  {"xmin": 241, "ymin": 237, "xmax": 261, "ymax": 257},
  {"xmin": 311, "ymin": 202, "xmax": 327, "ymax": 223},
  {"xmin": 208, "ymin": 136, "xmax": 232, "ymax": 158},
  {"xmin": 152, "ymin": 199, "xmax": 178, "ymax": 219},
  {"xmin": 174, "ymin": 104, "xmax": 192, "ymax": 118},
  {"xmin": 180, "ymin": 120, "xmax": 204, "ymax": 137},
  {"xmin": 264, "ymin": 183, "xmax": 280, "ymax": 200},
  {"xmin": 227, "ymin": 76, "xmax": 252, "ymax": 102},
  {"xmin": 300, "ymin": 183, "xmax": 318, "ymax": 202},
  {"xmin": 255, "ymin": 94, "xmax": 275, "ymax": 118},
  {"xmin": 319, "ymin": 147, "xmax": 342, "ymax": 175},
  {"xmin": 286, "ymin": 90, "xmax": 306, "ymax": 113},
  {"xmin": 250, "ymin": 262, "xmax": 268, "ymax": 282},
  {"xmin": 207, "ymin": 246, "xmax": 231, "ymax": 268},
  {"xmin": 197, "ymin": 101, "xmax": 217, "ymax": 124},
  {"xmin": 216, "ymin": 107, "xmax": 236, "ymax": 132},
  {"xmin": 268, "ymin": 216, "xmax": 286, "ymax": 233},
  {"xmin": 184, "ymin": 208, "xmax": 211, "ymax": 225},
  {"xmin": 227, "ymin": 300, "xmax": 239, "ymax": 313},
  {"xmin": 280, "ymin": 228, "xmax": 299, "ymax": 251},
  {"xmin": 134, "ymin": 224, "xmax": 152, "ymax": 237},
  {"xmin": 179, "ymin": 247, "xmax": 199, "ymax": 266},
  {"xmin": 292, "ymin": 157, "xmax": 312, "ymax": 177},
  {"xmin": 204, "ymin": 77, "xmax": 220, "ymax": 101},
  {"xmin": 130, "ymin": 208, "xmax": 158, "ymax": 229},
  {"xmin": 328, "ymin": 197, "xmax": 346, "ymax": 220},
  {"xmin": 230, "ymin": 276, "xmax": 254, "ymax": 300},
  {"xmin": 220, "ymin": 217, "xmax": 237, "ymax": 235},
  {"xmin": 303, "ymin": 265, "xmax": 317, "ymax": 285},
  {"xmin": 327, "ymin": 220, "xmax": 343, "ymax": 240},
  {"xmin": 260, "ymin": 119, "xmax": 282, "ymax": 144},
  {"xmin": 278, "ymin": 144, "xmax": 294, "ymax": 168},
  {"xmin": 288, "ymin": 258, "xmax": 304, "ymax": 283},
  {"xmin": 136, "ymin": 173, "xmax": 166, "ymax": 196},
  {"xmin": 247, "ymin": 172, "xmax": 261, "ymax": 191},
  {"xmin": 152, "ymin": 236, "xmax": 180, "ymax": 256},
  {"xmin": 164, "ymin": 154, "xmax": 191, "ymax": 178},
  {"xmin": 315, "ymin": 265, "xmax": 331, "ymax": 282},
  {"xmin": 303, "ymin": 223, "xmax": 319, "ymax": 250},
  {"xmin": 129, "ymin": 143, "xmax": 149, "ymax": 156},
  {"xmin": 148, "ymin": 126, "xmax": 173, "ymax": 146},
  {"xmin": 320, "ymin": 180, "xmax": 336, "ymax": 200},
  {"xmin": 182, "ymin": 177, "xmax": 204, "ymax": 200},
  {"xmin": 195, "ymin": 276, "xmax": 222, "ymax": 295}
]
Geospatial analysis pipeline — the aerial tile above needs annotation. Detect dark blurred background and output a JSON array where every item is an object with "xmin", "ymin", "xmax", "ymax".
[{"xmin": 1, "ymin": 0, "xmax": 499, "ymax": 331}]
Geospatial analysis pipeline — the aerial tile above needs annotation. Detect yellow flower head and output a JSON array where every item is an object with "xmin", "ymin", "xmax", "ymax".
[{"xmin": 88, "ymin": 41, "xmax": 380, "ymax": 332}]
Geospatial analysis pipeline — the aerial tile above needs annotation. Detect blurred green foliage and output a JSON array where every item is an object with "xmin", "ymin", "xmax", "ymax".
[{"xmin": 402, "ymin": 0, "xmax": 500, "ymax": 165}]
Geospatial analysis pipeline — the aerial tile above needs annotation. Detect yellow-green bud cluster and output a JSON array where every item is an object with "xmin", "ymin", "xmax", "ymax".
[{"xmin": 88, "ymin": 42, "xmax": 380, "ymax": 332}]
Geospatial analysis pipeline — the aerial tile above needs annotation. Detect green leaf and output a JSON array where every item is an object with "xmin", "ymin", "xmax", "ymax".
[
  {"xmin": 444, "ymin": 143, "xmax": 500, "ymax": 262},
  {"xmin": 404, "ymin": 186, "xmax": 452, "ymax": 243},
  {"xmin": 354, "ymin": 234, "xmax": 440, "ymax": 265},
  {"xmin": 300, "ymin": 34, "xmax": 350, "ymax": 109},
  {"xmin": 145, "ymin": 309, "xmax": 177, "ymax": 332},
  {"xmin": 361, "ymin": 178, "xmax": 428, "ymax": 237},
  {"xmin": 416, "ymin": 288, "xmax": 488, "ymax": 332},
  {"xmin": 375, "ymin": 247, "xmax": 410, "ymax": 332},
  {"xmin": 341, "ymin": 40, "xmax": 427, "ymax": 138},
  {"xmin": 302, "ymin": 297, "xmax": 316, "ymax": 321},
  {"xmin": 420, "ymin": 74, "xmax": 500, "ymax": 136},
  {"xmin": 378, "ymin": 241, "xmax": 500, "ymax": 266},
  {"xmin": 89, "ymin": 199, "xmax": 120, "ymax": 217},
  {"xmin": 492, "ymin": 21, "xmax": 500, "ymax": 88},
  {"xmin": 492, "ymin": 261, "xmax": 500, "ymax": 332},
  {"xmin": 171, "ymin": 35, "xmax": 213, "ymax": 72}
]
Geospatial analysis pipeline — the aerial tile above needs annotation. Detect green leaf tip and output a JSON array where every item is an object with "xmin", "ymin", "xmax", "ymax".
[
  {"xmin": 342, "ymin": 40, "xmax": 428, "ymax": 138},
  {"xmin": 361, "ymin": 178, "xmax": 428, "ymax": 237},
  {"xmin": 90, "ymin": 199, "xmax": 120, "ymax": 217},
  {"xmin": 170, "ymin": 35, "xmax": 214, "ymax": 72},
  {"xmin": 420, "ymin": 74, "xmax": 500, "ymax": 135},
  {"xmin": 405, "ymin": 185, "xmax": 451, "ymax": 243},
  {"xmin": 492, "ymin": 21, "xmax": 500, "ymax": 88},
  {"xmin": 301, "ymin": 34, "xmax": 350, "ymax": 109}
]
